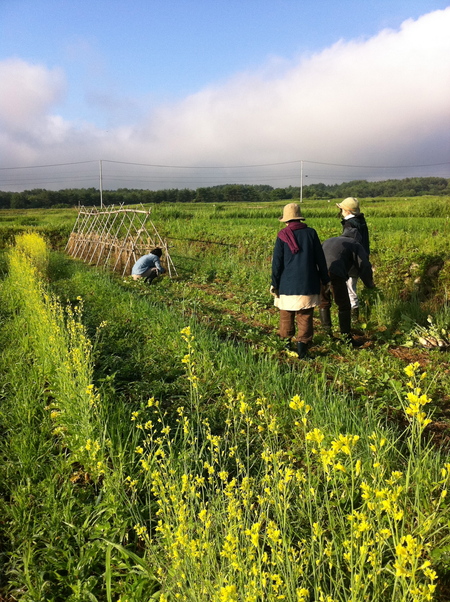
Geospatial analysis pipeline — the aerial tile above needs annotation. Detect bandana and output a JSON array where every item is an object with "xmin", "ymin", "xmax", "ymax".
[{"xmin": 278, "ymin": 221, "xmax": 306, "ymax": 254}]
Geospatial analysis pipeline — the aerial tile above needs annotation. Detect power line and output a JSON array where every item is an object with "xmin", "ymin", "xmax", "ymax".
[
  {"xmin": 304, "ymin": 160, "xmax": 450, "ymax": 169},
  {"xmin": 0, "ymin": 160, "xmax": 97, "ymax": 171},
  {"xmin": 101, "ymin": 159, "xmax": 302, "ymax": 169},
  {"xmin": 1, "ymin": 158, "xmax": 449, "ymax": 171}
]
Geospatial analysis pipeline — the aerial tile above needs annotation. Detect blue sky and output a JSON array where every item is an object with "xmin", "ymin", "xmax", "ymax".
[{"xmin": 1, "ymin": 0, "xmax": 450, "ymax": 191}]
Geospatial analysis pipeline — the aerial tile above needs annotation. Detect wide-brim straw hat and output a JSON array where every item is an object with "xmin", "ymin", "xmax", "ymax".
[
  {"xmin": 279, "ymin": 203, "xmax": 305, "ymax": 222},
  {"xmin": 336, "ymin": 197, "xmax": 360, "ymax": 214}
]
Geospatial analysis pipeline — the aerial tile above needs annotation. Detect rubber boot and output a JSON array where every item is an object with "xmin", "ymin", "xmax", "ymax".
[
  {"xmin": 339, "ymin": 310, "xmax": 363, "ymax": 347},
  {"xmin": 338, "ymin": 310, "xmax": 351, "ymax": 336},
  {"xmin": 319, "ymin": 308, "xmax": 332, "ymax": 334},
  {"xmin": 297, "ymin": 341, "xmax": 309, "ymax": 359}
]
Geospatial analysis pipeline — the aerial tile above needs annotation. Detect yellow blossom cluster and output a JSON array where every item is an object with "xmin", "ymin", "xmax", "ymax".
[
  {"xmin": 118, "ymin": 327, "xmax": 446, "ymax": 601},
  {"xmin": 7, "ymin": 235, "xmax": 107, "ymax": 485},
  {"xmin": 403, "ymin": 362, "xmax": 432, "ymax": 428}
]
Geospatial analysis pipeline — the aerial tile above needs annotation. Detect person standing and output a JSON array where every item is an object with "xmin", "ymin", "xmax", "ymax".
[
  {"xmin": 336, "ymin": 197, "xmax": 370, "ymax": 320},
  {"xmin": 319, "ymin": 229, "xmax": 375, "ymax": 346},
  {"xmin": 271, "ymin": 203, "xmax": 330, "ymax": 359},
  {"xmin": 131, "ymin": 248, "xmax": 166, "ymax": 283}
]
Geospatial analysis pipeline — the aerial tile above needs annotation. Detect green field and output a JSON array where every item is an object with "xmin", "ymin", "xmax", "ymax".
[{"xmin": 1, "ymin": 197, "xmax": 450, "ymax": 601}]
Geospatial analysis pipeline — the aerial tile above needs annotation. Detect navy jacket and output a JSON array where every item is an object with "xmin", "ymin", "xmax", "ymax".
[
  {"xmin": 271, "ymin": 226, "xmax": 329, "ymax": 295},
  {"xmin": 341, "ymin": 213, "xmax": 370, "ymax": 256},
  {"xmin": 322, "ymin": 230, "xmax": 374, "ymax": 288}
]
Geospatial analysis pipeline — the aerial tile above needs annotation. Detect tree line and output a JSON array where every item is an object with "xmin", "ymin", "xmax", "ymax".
[{"xmin": 0, "ymin": 177, "xmax": 449, "ymax": 210}]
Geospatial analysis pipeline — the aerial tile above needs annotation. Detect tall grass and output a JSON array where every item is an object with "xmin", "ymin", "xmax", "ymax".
[
  {"xmin": 5, "ymin": 234, "xmax": 104, "ymax": 472},
  {"xmin": 120, "ymin": 330, "xmax": 447, "ymax": 601},
  {"xmin": 0, "ymin": 233, "xmax": 129, "ymax": 600},
  {"xmin": 1, "ymin": 227, "xmax": 450, "ymax": 600}
]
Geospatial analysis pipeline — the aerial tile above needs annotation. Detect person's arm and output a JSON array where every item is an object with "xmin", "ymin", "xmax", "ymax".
[
  {"xmin": 271, "ymin": 237, "xmax": 284, "ymax": 290},
  {"xmin": 355, "ymin": 246, "xmax": 374, "ymax": 288},
  {"xmin": 154, "ymin": 258, "xmax": 165, "ymax": 274},
  {"xmin": 313, "ymin": 231, "xmax": 330, "ymax": 285}
]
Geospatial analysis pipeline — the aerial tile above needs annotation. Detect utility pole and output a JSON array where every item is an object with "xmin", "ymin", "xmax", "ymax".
[
  {"xmin": 99, "ymin": 160, "xmax": 103, "ymax": 208},
  {"xmin": 300, "ymin": 160, "xmax": 303, "ymax": 203}
]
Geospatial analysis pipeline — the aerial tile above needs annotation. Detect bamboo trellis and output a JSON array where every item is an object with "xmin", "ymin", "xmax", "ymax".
[{"xmin": 65, "ymin": 204, "xmax": 177, "ymax": 277}]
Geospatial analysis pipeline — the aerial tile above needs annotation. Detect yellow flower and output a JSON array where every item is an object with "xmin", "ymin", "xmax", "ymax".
[
  {"xmin": 334, "ymin": 462, "xmax": 346, "ymax": 473},
  {"xmin": 306, "ymin": 428, "xmax": 325, "ymax": 446},
  {"xmin": 219, "ymin": 585, "xmax": 237, "ymax": 602},
  {"xmin": 140, "ymin": 458, "xmax": 150, "ymax": 471},
  {"xmin": 404, "ymin": 362, "xmax": 420, "ymax": 377},
  {"xmin": 290, "ymin": 395, "xmax": 305, "ymax": 410},
  {"xmin": 267, "ymin": 521, "xmax": 282, "ymax": 545},
  {"xmin": 198, "ymin": 508, "xmax": 208, "ymax": 523},
  {"xmin": 297, "ymin": 587, "xmax": 309, "ymax": 601},
  {"xmin": 134, "ymin": 524, "xmax": 148, "ymax": 539}
]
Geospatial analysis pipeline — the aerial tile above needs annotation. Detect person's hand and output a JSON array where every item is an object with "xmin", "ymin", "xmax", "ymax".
[
  {"xmin": 323, "ymin": 282, "xmax": 331, "ymax": 295},
  {"xmin": 270, "ymin": 285, "xmax": 279, "ymax": 298}
]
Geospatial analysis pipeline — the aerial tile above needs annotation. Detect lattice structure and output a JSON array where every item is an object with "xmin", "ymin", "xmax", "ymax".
[{"xmin": 65, "ymin": 204, "xmax": 177, "ymax": 277}]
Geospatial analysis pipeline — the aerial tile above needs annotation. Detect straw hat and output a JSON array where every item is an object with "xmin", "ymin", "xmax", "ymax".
[
  {"xmin": 336, "ymin": 197, "xmax": 360, "ymax": 214},
  {"xmin": 279, "ymin": 203, "xmax": 305, "ymax": 222}
]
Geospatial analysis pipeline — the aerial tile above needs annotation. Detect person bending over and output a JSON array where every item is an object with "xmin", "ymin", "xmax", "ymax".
[
  {"xmin": 132, "ymin": 247, "xmax": 166, "ymax": 284},
  {"xmin": 320, "ymin": 229, "xmax": 375, "ymax": 347}
]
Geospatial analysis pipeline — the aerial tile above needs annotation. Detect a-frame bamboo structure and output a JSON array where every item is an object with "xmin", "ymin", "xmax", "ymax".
[{"xmin": 65, "ymin": 204, "xmax": 177, "ymax": 277}]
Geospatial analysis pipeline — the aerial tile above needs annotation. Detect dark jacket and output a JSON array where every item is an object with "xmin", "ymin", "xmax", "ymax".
[
  {"xmin": 271, "ymin": 226, "xmax": 330, "ymax": 295},
  {"xmin": 322, "ymin": 229, "xmax": 374, "ymax": 288},
  {"xmin": 341, "ymin": 213, "xmax": 370, "ymax": 256}
]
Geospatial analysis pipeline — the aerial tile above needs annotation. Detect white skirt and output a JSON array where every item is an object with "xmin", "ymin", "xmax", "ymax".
[{"xmin": 274, "ymin": 294, "xmax": 321, "ymax": 311}]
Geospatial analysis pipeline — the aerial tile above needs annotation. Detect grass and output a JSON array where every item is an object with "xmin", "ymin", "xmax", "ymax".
[{"xmin": 0, "ymin": 199, "xmax": 450, "ymax": 600}]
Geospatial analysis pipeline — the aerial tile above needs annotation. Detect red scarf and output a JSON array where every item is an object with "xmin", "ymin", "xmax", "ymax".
[{"xmin": 278, "ymin": 221, "xmax": 306, "ymax": 253}]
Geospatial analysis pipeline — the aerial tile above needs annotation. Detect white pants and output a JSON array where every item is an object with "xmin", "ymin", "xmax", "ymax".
[{"xmin": 346, "ymin": 276, "xmax": 359, "ymax": 309}]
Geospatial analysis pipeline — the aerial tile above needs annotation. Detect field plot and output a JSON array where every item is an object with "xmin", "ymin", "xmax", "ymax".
[{"xmin": 1, "ymin": 197, "xmax": 450, "ymax": 601}]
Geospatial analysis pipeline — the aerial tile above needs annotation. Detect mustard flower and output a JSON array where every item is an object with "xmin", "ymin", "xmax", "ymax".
[
  {"xmin": 404, "ymin": 362, "xmax": 421, "ymax": 377},
  {"xmin": 306, "ymin": 428, "xmax": 325, "ymax": 446},
  {"xmin": 297, "ymin": 588, "xmax": 309, "ymax": 602},
  {"xmin": 218, "ymin": 584, "xmax": 237, "ymax": 602}
]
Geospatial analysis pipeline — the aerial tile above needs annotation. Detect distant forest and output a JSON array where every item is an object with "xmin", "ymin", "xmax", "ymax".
[{"xmin": 0, "ymin": 177, "xmax": 449, "ymax": 209}]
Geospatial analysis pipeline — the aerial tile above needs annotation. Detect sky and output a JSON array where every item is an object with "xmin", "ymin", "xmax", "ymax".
[{"xmin": 0, "ymin": 0, "xmax": 450, "ymax": 192}]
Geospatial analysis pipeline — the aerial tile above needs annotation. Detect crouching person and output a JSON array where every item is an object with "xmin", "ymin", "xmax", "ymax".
[
  {"xmin": 320, "ymin": 229, "xmax": 375, "ymax": 346},
  {"xmin": 271, "ymin": 203, "xmax": 330, "ymax": 359},
  {"xmin": 132, "ymin": 247, "xmax": 166, "ymax": 283}
]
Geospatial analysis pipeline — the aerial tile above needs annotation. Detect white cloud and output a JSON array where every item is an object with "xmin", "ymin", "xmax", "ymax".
[
  {"xmin": 0, "ymin": 58, "xmax": 66, "ymax": 131},
  {"xmin": 138, "ymin": 7, "xmax": 450, "ymax": 168},
  {"xmin": 1, "ymin": 8, "xmax": 449, "ymax": 189}
]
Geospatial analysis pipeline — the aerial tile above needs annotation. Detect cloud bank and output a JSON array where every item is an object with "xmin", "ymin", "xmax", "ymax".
[{"xmin": 1, "ymin": 8, "xmax": 449, "ymax": 189}]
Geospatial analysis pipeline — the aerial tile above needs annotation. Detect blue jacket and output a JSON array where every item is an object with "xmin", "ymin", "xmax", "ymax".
[
  {"xmin": 271, "ymin": 226, "xmax": 329, "ymax": 295},
  {"xmin": 132, "ymin": 253, "xmax": 165, "ymax": 276}
]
